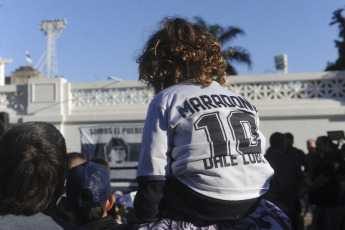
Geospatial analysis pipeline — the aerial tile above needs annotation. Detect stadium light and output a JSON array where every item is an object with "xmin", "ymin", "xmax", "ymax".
[{"xmin": 274, "ymin": 54, "xmax": 288, "ymax": 74}]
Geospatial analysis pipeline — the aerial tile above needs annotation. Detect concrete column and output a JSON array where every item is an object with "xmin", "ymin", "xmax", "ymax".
[
  {"xmin": 0, "ymin": 58, "xmax": 13, "ymax": 86},
  {"xmin": 25, "ymin": 77, "xmax": 68, "ymax": 122}
]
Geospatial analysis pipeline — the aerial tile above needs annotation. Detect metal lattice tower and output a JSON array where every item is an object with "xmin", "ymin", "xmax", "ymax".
[{"xmin": 37, "ymin": 19, "xmax": 67, "ymax": 78}]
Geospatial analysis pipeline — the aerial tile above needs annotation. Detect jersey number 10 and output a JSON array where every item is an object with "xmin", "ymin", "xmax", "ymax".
[{"xmin": 194, "ymin": 111, "xmax": 261, "ymax": 157}]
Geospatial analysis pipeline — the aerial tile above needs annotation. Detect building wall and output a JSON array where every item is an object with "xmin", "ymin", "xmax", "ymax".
[
  {"xmin": 0, "ymin": 71, "xmax": 344, "ymax": 154},
  {"xmin": 260, "ymin": 117, "xmax": 345, "ymax": 152}
]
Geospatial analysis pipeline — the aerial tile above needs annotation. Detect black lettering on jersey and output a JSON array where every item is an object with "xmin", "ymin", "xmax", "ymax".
[
  {"xmin": 238, "ymin": 97, "xmax": 254, "ymax": 111},
  {"xmin": 213, "ymin": 156, "xmax": 223, "ymax": 168},
  {"xmin": 211, "ymin": 95, "xmax": 227, "ymax": 108},
  {"xmin": 242, "ymin": 154, "xmax": 250, "ymax": 165},
  {"xmin": 230, "ymin": 155, "xmax": 238, "ymax": 166},
  {"xmin": 241, "ymin": 153, "xmax": 265, "ymax": 165},
  {"xmin": 227, "ymin": 111, "xmax": 261, "ymax": 155},
  {"xmin": 248, "ymin": 153, "xmax": 257, "ymax": 164},
  {"xmin": 200, "ymin": 95, "xmax": 218, "ymax": 109},
  {"xmin": 189, "ymin": 97, "xmax": 206, "ymax": 112},
  {"xmin": 252, "ymin": 105, "xmax": 258, "ymax": 112},
  {"xmin": 176, "ymin": 101, "xmax": 195, "ymax": 118},
  {"xmin": 194, "ymin": 112, "xmax": 228, "ymax": 157},
  {"xmin": 223, "ymin": 156, "xmax": 231, "ymax": 167},
  {"xmin": 203, "ymin": 156, "xmax": 238, "ymax": 170},
  {"xmin": 203, "ymin": 158, "xmax": 213, "ymax": 169},
  {"xmin": 254, "ymin": 153, "xmax": 262, "ymax": 163},
  {"xmin": 230, "ymin": 96, "xmax": 244, "ymax": 108},
  {"xmin": 220, "ymin": 95, "xmax": 236, "ymax": 107},
  {"xmin": 177, "ymin": 95, "xmax": 257, "ymax": 119},
  {"xmin": 204, "ymin": 154, "xmax": 266, "ymax": 170}
]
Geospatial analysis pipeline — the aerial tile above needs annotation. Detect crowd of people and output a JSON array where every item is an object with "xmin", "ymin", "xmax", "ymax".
[
  {"xmin": 0, "ymin": 121, "xmax": 343, "ymax": 230},
  {"xmin": 264, "ymin": 132, "xmax": 345, "ymax": 230},
  {"xmin": 0, "ymin": 17, "xmax": 344, "ymax": 230}
]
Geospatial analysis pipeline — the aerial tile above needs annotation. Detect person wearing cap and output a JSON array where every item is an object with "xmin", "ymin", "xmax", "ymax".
[
  {"xmin": 66, "ymin": 161, "xmax": 125, "ymax": 230},
  {"xmin": 0, "ymin": 122, "xmax": 83, "ymax": 229},
  {"xmin": 54, "ymin": 152, "xmax": 87, "ymax": 223}
]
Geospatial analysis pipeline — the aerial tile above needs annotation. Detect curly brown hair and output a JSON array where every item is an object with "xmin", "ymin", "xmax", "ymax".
[{"xmin": 137, "ymin": 17, "xmax": 227, "ymax": 94}]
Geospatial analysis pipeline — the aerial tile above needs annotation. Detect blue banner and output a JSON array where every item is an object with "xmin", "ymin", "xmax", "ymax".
[{"xmin": 80, "ymin": 123, "xmax": 144, "ymax": 181}]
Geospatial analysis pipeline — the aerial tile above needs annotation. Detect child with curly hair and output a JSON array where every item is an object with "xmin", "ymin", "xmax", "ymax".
[{"xmin": 133, "ymin": 17, "xmax": 291, "ymax": 230}]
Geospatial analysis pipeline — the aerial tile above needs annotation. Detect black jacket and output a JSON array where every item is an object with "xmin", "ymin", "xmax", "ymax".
[{"xmin": 81, "ymin": 215, "xmax": 126, "ymax": 230}]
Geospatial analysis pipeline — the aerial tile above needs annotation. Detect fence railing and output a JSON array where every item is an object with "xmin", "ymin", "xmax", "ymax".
[
  {"xmin": 70, "ymin": 81, "xmax": 155, "ymax": 108},
  {"xmin": 0, "ymin": 71, "xmax": 344, "ymax": 121},
  {"xmin": 0, "ymin": 84, "xmax": 27, "ymax": 115},
  {"xmin": 226, "ymin": 71, "xmax": 345, "ymax": 101}
]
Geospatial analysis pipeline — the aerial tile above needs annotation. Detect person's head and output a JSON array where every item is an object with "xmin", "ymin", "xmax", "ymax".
[
  {"xmin": 66, "ymin": 161, "xmax": 114, "ymax": 224},
  {"xmin": 66, "ymin": 152, "xmax": 87, "ymax": 170},
  {"xmin": 104, "ymin": 138, "xmax": 129, "ymax": 165},
  {"xmin": 0, "ymin": 122, "xmax": 67, "ymax": 216},
  {"xmin": 90, "ymin": 158, "xmax": 111, "ymax": 172},
  {"xmin": 315, "ymin": 136, "xmax": 338, "ymax": 156},
  {"xmin": 137, "ymin": 17, "xmax": 227, "ymax": 94},
  {"xmin": 284, "ymin": 132, "xmax": 294, "ymax": 148},
  {"xmin": 307, "ymin": 139, "xmax": 316, "ymax": 154},
  {"xmin": 269, "ymin": 132, "xmax": 286, "ymax": 152}
]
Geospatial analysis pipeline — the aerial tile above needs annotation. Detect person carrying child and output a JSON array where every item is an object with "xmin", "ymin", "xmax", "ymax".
[{"xmin": 132, "ymin": 17, "xmax": 291, "ymax": 230}]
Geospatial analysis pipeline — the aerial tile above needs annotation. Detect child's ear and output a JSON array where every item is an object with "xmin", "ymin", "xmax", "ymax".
[{"xmin": 106, "ymin": 194, "xmax": 115, "ymax": 211}]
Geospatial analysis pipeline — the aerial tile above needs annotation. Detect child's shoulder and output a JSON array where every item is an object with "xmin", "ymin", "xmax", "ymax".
[
  {"xmin": 151, "ymin": 80, "xmax": 231, "ymax": 108},
  {"xmin": 162, "ymin": 80, "xmax": 225, "ymax": 94},
  {"xmin": 155, "ymin": 80, "xmax": 231, "ymax": 101}
]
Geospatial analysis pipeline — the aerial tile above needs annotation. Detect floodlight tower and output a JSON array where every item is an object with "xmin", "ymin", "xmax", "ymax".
[
  {"xmin": 38, "ymin": 19, "xmax": 67, "ymax": 78},
  {"xmin": 274, "ymin": 54, "xmax": 288, "ymax": 74}
]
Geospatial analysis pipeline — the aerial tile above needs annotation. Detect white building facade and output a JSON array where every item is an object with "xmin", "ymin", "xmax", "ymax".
[{"xmin": 1, "ymin": 71, "xmax": 345, "ymax": 154}]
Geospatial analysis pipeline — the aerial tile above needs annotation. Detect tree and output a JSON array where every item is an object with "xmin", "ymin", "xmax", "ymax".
[
  {"xmin": 325, "ymin": 6, "xmax": 345, "ymax": 71},
  {"xmin": 194, "ymin": 17, "xmax": 251, "ymax": 75}
]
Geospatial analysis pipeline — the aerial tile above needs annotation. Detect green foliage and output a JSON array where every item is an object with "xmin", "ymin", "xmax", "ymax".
[
  {"xmin": 194, "ymin": 17, "xmax": 251, "ymax": 75},
  {"xmin": 325, "ymin": 6, "xmax": 345, "ymax": 71}
]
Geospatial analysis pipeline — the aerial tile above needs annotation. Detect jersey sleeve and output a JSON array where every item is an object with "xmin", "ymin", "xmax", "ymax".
[
  {"xmin": 137, "ymin": 103, "xmax": 172, "ymax": 180},
  {"xmin": 134, "ymin": 104, "xmax": 172, "ymax": 222}
]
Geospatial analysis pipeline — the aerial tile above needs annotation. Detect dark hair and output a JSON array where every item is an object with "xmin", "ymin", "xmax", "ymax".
[
  {"xmin": 284, "ymin": 132, "xmax": 293, "ymax": 141},
  {"xmin": 104, "ymin": 138, "xmax": 129, "ymax": 161},
  {"xmin": 0, "ymin": 122, "xmax": 67, "ymax": 215},
  {"xmin": 138, "ymin": 17, "xmax": 227, "ymax": 94},
  {"xmin": 75, "ymin": 205, "xmax": 107, "ymax": 224},
  {"xmin": 91, "ymin": 158, "xmax": 111, "ymax": 172},
  {"xmin": 316, "ymin": 136, "xmax": 338, "ymax": 153},
  {"xmin": 66, "ymin": 152, "xmax": 87, "ymax": 170},
  {"xmin": 73, "ymin": 189, "xmax": 107, "ymax": 224},
  {"xmin": 269, "ymin": 132, "xmax": 286, "ymax": 150}
]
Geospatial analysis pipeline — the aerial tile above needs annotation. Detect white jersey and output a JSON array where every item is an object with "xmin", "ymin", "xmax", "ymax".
[{"xmin": 137, "ymin": 80, "xmax": 274, "ymax": 201}]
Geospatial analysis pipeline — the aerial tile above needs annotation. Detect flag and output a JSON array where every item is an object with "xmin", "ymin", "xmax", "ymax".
[{"xmin": 25, "ymin": 50, "xmax": 32, "ymax": 63}]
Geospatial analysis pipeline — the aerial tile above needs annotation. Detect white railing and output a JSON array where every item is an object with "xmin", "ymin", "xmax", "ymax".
[
  {"xmin": 70, "ymin": 81, "xmax": 155, "ymax": 108},
  {"xmin": 0, "ymin": 71, "xmax": 344, "ymax": 153},
  {"xmin": 0, "ymin": 84, "xmax": 27, "ymax": 115},
  {"xmin": 0, "ymin": 71, "xmax": 344, "ymax": 118},
  {"xmin": 226, "ymin": 71, "xmax": 345, "ymax": 101}
]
